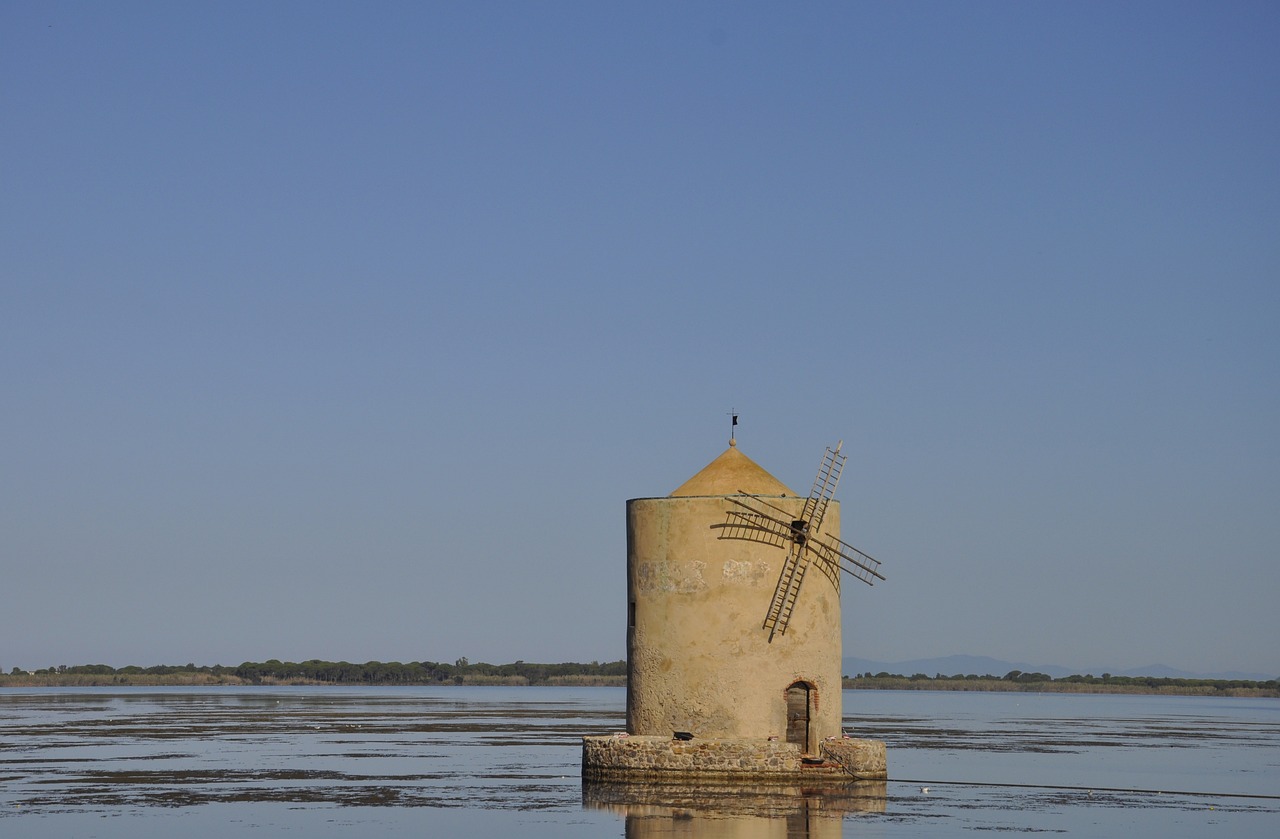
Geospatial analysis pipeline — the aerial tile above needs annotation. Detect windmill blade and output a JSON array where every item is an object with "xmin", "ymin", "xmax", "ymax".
[
  {"xmin": 721, "ymin": 494, "xmax": 808, "ymax": 548},
  {"xmin": 762, "ymin": 541, "xmax": 811, "ymax": 641},
  {"xmin": 824, "ymin": 537, "xmax": 885, "ymax": 578},
  {"xmin": 826, "ymin": 533, "xmax": 885, "ymax": 579},
  {"xmin": 713, "ymin": 446, "xmax": 880, "ymax": 641},
  {"xmin": 800, "ymin": 442, "xmax": 846, "ymax": 538},
  {"xmin": 723, "ymin": 495, "xmax": 810, "ymax": 542},
  {"xmin": 809, "ymin": 536, "xmax": 885, "ymax": 586},
  {"xmin": 724, "ymin": 494, "xmax": 798, "ymax": 528},
  {"xmin": 717, "ymin": 493, "xmax": 820, "ymax": 639},
  {"xmin": 710, "ymin": 510, "xmax": 792, "ymax": 549},
  {"xmin": 729, "ymin": 492, "xmax": 798, "ymax": 522}
]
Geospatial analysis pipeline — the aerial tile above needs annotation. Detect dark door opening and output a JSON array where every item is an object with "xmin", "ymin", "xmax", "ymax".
[{"xmin": 785, "ymin": 682, "xmax": 812, "ymax": 752}]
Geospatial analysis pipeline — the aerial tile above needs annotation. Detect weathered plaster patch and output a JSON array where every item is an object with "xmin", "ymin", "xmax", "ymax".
[
  {"xmin": 722, "ymin": 559, "xmax": 769, "ymax": 585},
  {"xmin": 637, "ymin": 560, "xmax": 708, "ymax": 594}
]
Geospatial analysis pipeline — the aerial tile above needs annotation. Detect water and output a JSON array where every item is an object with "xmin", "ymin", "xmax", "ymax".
[{"xmin": 0, "ymin": 686, "xmax": 1276, "ymax": 836}]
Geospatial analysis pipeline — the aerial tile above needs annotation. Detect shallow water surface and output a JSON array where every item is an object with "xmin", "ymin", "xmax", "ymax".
[{"xmin": 1, "ymin": 686, "xmax": 1275, "ymax": 836}]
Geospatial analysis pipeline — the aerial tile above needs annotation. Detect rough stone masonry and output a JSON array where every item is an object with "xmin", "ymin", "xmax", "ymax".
[{"xmin": 581, "ymin": 734, "xmax": 887, "ymax": 781}]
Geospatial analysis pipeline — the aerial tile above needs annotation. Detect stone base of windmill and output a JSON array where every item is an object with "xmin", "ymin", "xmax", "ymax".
[{"xmin": 581, "ymin": 734, "xmax": 887, "ymax": 781}]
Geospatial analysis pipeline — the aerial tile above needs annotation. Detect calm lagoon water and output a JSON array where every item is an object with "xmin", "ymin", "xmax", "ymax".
[{"xmin": 0, "ymin": 686, "xmax": 1276, "ymax": 837}]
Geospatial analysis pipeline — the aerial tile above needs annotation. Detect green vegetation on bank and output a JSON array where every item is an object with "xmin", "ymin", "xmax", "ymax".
[
  {"xmin": 843, "ymin": 670, "xmax": 1279, "ymax": 697},
  {"xmin": 2, "ymin": 662, "xmax": 1275, "ymax": 696},
  {"xmin": 1, "ymin": 659, "xmax": 627, "ymax": 687}
]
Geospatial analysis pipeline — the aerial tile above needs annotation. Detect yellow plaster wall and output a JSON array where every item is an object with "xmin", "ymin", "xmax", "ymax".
[{"xmin": 626, "ymin": 495, "xmax": 843, "ymax": 744}]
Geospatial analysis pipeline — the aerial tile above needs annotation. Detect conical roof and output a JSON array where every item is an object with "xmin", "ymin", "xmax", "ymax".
[{"xmin": 669, "ymin": 441, "xmax": 795, "ymax": 497}]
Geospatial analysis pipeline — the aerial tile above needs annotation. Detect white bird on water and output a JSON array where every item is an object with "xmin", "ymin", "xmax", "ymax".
[{"xmin": 919, "ymin": 787, "xmax": 929, "ymax": 794}]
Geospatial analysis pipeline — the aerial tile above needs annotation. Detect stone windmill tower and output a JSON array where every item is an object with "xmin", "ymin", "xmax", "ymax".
[{"xmin": 624, "ymin": 436, "xmax": 883, "ymax": 753}]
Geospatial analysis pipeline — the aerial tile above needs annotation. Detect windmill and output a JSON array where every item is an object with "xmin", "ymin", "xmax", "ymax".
[{"xmin": 712, "ymin": 441, "xmax": 884, "ymax": 641}]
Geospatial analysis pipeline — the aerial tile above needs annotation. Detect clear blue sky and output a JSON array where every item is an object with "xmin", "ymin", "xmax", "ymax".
[{"xmin": 3, "ymin": 2, "xmax": 1277, "ymax": 676}]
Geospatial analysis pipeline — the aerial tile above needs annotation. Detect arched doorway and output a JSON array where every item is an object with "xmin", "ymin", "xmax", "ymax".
[{"xmin": 785, "ymin": 681, "xmax": 813, "ymax": 752}]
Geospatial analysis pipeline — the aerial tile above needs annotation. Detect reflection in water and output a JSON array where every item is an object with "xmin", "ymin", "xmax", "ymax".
[{"xmin": 583, "ymin": 779, "xmax": 886, "ymax": 838}]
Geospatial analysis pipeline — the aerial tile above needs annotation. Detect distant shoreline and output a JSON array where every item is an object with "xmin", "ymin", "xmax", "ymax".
[
  {"xmin": 0, "ymin": 660, "xmax": 626, "ymax": 690},
  {"xmin": 843, "ymin": 675, "xmax": 1278, "ymax": 698},
  {"xmin": 0, "ymin": 674, "xmax": 627, "ymax": 689},
  {"xmin": 1, "ymin": 662, "xmax": 1275, "ymax": 697}
]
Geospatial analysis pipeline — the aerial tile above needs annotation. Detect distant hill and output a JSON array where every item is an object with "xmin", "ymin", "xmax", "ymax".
[{"xmin": 843, "ymin": 655, "xmax": 1276, "ymax": 683}]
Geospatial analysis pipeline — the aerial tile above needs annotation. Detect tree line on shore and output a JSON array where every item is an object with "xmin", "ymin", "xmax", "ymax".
[
  {"xmin": 3, "ymin": 662, "xmax": 1276, "ymax": 695},
  {"xmin": 845, "ymin": 670, "xmax": 1279, "ymax": 695},
  {"xmin": 3, "ymin": 658, "xmax": 627, "ymax": 686}
]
